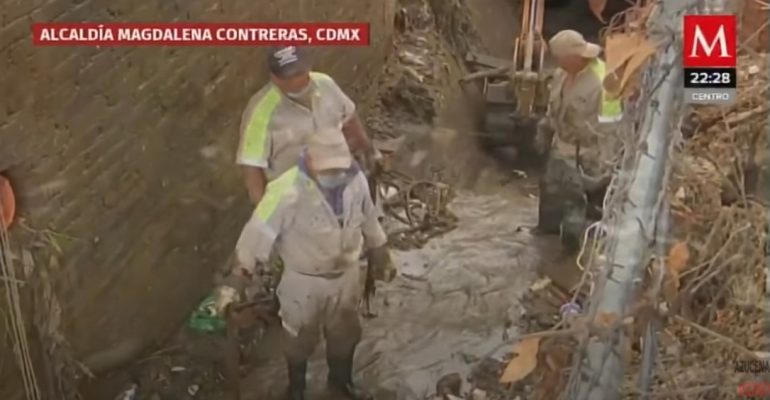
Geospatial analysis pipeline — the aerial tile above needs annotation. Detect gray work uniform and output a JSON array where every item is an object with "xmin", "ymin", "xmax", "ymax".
[
  {"xmin": 236, "ymin": 72, "xmax": 356, "ymax": 181},
  {"xmin": 545, "ymin": 58, "xmax": 622, "ymax": 177},
  {"xmin": 537, "ymin": 58, "xmax": 622, "ymax": 247},
  {"xmin": 234, "ymin": 165, "xmax": 387, "ymax": 362}
]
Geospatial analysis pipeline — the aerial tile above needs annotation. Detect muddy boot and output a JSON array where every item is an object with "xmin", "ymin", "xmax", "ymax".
[
  {"xmin": 534, "ymin": 194, "xmax": 563, "ymax": 236},
  {"xmin": 536, "ymin": 163, "xmax": 568, "ymax": 236},
  {"xmin": 559, "ymin": 198, "xmax": 587, "ymax": 253},
  {"xmin": 534, "ymin": 186, "xmax": 564, "ymax": 235},
  {"xmin": 327, "ymin": 353, "xmax": 373, "ymax": 400},
  {"xmin": 286, "ymin": 359, "xmax": 307, "ymax": 400}
]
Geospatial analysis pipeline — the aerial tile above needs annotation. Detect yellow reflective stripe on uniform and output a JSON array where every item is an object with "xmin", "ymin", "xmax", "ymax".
[
  {"xmin": 310, "ymin": 71, "xmax": 332, "ymax": 82},
  {"xmin": 589, "ymin": 60, "xmax": 622, "ymax": 123},
  {"xmin": 254, "ymin": 166, "xmax": 300, "ymax": 222},
  {"xmin": 241, "ymin": 87, "xmax": 281, "ymax": 162}
]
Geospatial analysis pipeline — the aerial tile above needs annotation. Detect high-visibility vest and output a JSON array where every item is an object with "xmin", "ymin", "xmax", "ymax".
[{"xmin": 588, "ymin": 59, "xmax": 623, "ymax": 123}]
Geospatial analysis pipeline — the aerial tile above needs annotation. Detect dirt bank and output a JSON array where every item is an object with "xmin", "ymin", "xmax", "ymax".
[{"xmin": 0, "ymin": 1, "xmax": 397, "ymax": 398}]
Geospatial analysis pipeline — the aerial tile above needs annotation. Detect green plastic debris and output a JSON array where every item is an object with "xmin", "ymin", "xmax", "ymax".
[{"xmin": 188, "ymin": 293, "xmax": 226, "ymax": 333}]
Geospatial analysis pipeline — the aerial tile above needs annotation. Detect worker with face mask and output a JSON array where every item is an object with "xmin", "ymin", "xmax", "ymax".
[
  {"xmin": 235, "ymin": 46, "xmax": 382, "ymax": 302},
  {"xmin": 236, "ymin": 45, "xmax": 378, "ymax": 206},
  {"xmin": 215, "ymin": 128, "xmax": 395, "ymax": 400},
  {"xmin": 533, "ymin": 30, "xmax": 623, "ymax": 250}
]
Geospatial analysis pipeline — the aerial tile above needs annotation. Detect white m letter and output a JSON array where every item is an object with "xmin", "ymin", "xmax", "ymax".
[{"xmin": 689, "ymin": 25, "xmax": 730, "ymax": 58}]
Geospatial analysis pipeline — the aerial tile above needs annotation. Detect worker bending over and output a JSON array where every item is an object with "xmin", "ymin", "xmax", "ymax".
[
  {"xmin": 216, "ymin": 129, "xmax": 395, "ymax": 400},
  {"xmin": 236, "ymin": 45, "xmax": 376, "ymax": 205},
  {"xmin": 534, "ymin": 30, "xmax": 622, "ymax": 250}
]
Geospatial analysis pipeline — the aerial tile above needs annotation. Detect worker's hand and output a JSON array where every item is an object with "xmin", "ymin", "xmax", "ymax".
[
  {"xmin": 214, "ymin": 267, "xmax": 253, "ymax": 315},
  {"xmin": 213, "ymin": 285, "xmax": 240, "ymax": 315},
  {"xmin": 371, "ymin": 147, "xmax": 383, "ymax": 163},
  {"xmin": 369, "ymin": 245, "xmax": 396, "ymax": 282},
  {"xmin": 361, "ymin": 147, "xmax": 383, "ymax": 176}
]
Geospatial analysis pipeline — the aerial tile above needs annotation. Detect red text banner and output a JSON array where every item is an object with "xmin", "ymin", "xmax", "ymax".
[{"xmin": 32, "ymin": 22, "xmax": 370, "ymax": 46}]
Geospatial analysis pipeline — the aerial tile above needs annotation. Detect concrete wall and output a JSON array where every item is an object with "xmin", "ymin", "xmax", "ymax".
[{"xmin": 0, "ymin": 1, "xmax": 396, "ymax": 398}]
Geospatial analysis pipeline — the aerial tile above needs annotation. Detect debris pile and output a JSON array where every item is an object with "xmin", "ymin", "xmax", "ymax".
[
  {"xmin": 362, "ymin": 0, "xmax": 475, "ymax": 251},
  {"xmin": 644, "ymin": 52, "xmax": 768, "ymax": 398}
]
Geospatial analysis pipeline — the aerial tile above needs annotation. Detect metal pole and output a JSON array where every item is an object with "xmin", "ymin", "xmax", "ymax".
[{"xmin": 571, "ymin": 0, "xmax": 691, "ymax": 398}]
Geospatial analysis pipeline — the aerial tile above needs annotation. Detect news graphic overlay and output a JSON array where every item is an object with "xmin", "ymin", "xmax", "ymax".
[
  {"xmin": 683, "ymin": 15, "xmax": 737, "ymax": 105},
  {"xmin": 31, "ymin": 22, "xmax": 370, "ymax": 46}
]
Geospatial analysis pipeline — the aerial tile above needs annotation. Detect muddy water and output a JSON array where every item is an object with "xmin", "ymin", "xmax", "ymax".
[
  {"xmin": 359, "ymin": 193, "xmax": 547, "ymax": 399},
  {"xmin": 237, "ymin": 190, "xmax": 562, "ymax": 399}
]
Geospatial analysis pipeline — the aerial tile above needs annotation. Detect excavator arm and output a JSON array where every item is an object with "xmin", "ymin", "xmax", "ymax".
[
  {"xmin": 462, "ymin": 0, "xmax": 618, "ymax": 154},
  {"xmin": 460, "ymin": 0, "xmax": 627, "ymax": 159},
  {"xmin": 510, "ymin": 0, "xmax": 550, "ymax": 118}
]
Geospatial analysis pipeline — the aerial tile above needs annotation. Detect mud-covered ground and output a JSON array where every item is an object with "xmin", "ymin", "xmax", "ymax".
[{"xmin": 81, "ymin": 0, "xmax": 600, "ymax": 398}]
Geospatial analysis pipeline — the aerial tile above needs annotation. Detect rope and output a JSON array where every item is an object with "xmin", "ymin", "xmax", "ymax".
[{"xmin": 0, "ymin": 197, "xmax": 42, "ymax": 400}]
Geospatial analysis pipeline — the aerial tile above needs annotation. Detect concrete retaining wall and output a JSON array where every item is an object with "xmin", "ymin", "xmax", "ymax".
[{"xmin": 0, "ymin": 1, "xmax": 396, "ymax": 398}]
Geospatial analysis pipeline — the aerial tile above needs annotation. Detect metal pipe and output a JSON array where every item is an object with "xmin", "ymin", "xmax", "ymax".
[
  {"xmin": 570, "ymin": 0, "xmax": 693, "ymax": 398},
  {"xmin": 638, "ymin": 201, "xmax": 671, "ymax": 399}
]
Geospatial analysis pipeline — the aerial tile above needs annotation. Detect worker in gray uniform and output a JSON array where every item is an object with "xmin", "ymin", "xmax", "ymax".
[
  {"xmin": 216, "ymin": 129, "xmax": 395, "ymax": 400},
  {"xmin": 533, "ymin": 30, "xmax": 622, "ymax": 250}
]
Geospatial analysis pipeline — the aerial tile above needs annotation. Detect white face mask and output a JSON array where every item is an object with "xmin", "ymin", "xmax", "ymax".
[{"xmin": 286, "ymin": 83, "xmax": 314, "ymax": 99}]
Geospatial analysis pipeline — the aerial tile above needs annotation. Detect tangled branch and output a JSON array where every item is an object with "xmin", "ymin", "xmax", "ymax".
[{"xmin": 379, "ymin": 169, "xmax": 458, "ymax": 250}]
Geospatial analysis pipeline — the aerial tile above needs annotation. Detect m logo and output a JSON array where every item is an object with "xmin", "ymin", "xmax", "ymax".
[{"xmin": 683, "ymin": 15, "xmax": 737, "ymax": 68}]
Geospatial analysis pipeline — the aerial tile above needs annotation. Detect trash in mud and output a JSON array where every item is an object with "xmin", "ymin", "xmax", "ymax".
[
  {"xmin": 113, "ymin": 384, "xmax": 138, "ymax": 400},
  {"xmin": 380, "ymin": 169, "xmax": 459, "ymax": 250},
  {"xmin": 186, "ymin": 384, "xmax": 200, "ymax": 396},
  {"xmin": 499, "ymin": 338, "xmax": 540, "ymax": 384},
  {"xmin": 435, "ymin": 372, "xmax": 463, "ymax": 397},
  {"xmin": 187, "ymin": 294, "xmax": 226, "ymax": 333}
]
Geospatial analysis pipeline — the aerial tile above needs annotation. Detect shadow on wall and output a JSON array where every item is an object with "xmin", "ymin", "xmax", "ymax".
[{"xmin": 0, "ymin": 0, "xmax": 396, "ymax": 398}]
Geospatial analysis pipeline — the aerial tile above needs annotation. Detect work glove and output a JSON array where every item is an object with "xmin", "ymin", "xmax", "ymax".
[
  {"xmin": 213, "ymin": 269, "xmax": 252, "ymax": 315},
  {"xmin": 360, "ymin": 146, "xmax": 383, "ymax": 176},
  {"xmin": 368, "ymin": 245, "xmax": 396, "ymax": 283},
  {"xmin": 213, "ymin": 285, "xmax": 240, "ymax": 315},
  {"xmin": 533, "ymin": 119, "xmax": 554, "ymax": 155}
]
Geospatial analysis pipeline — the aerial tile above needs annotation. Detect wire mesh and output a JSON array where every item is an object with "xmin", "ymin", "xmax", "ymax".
[{"xmin": 558, "ymin": 0, "xmax": 705, "ymax": 398}]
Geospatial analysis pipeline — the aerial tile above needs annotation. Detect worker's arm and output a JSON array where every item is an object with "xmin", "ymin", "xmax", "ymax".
[
  {"xmin": 357, "ymin": 173, "xmax": 388, "ymax": 250},
  {"xmin": 534, "ymin": 72, "xmax": 561, "ymax": 154},
  {"xmin": 342, "ymin": 114, "xmax": 373, "ymax": 158},
  {"xmin": 591, "ymin": 85, "xmax": 624, "ymax": 172},
  {"xmin": 579, "ymin": 82, "xmax": 623, "ymax": 140},
  {"xmin": 216, "ymin": 172, "xmax": 294, "ymax": 312},
  {"xmin": 243, "ymin": 167, "xmax": 268, "ymax": 204},
  {"xmin": 357, "ymin": 173, "xmax": 395, "ymax": 282},
  {"xmin": 233, "ymin": 183, "xmax": 293, "ymax": 276},
  {"xmin": 324, "ymin": 77, "xmax": 372, "ymax": 157},
  {"xmin": 542, "ymin": 70, "xmax": 562, "ymax": 129},
  {"xmin": 237, "ymin": 87, "xmax": 280, "ymax": 204}
]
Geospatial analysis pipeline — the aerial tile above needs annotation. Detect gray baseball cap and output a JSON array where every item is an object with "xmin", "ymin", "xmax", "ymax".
[{"xmin": 266, "ymin": 46, "xmax": 311, "ymax": 78}]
